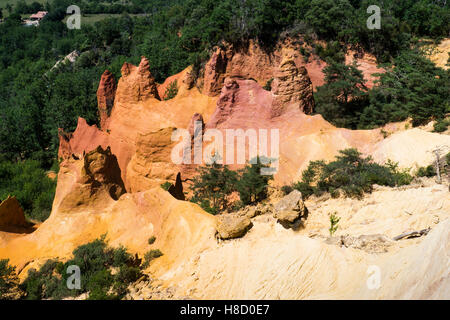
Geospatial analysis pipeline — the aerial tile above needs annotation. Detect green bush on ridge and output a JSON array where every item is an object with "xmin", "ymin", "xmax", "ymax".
[
  {"xmin": 20, "ymin": 236, "xmax": 146, "ymax": 300},
  {"xmin": 284, "ymin": 149, "xmax": 413, "ymax": 200}
]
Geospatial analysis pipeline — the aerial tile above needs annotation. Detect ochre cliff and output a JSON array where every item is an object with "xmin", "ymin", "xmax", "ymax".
[{"xmin": 0, "ymin": 41, "xmax": 449, "ymax": 300}]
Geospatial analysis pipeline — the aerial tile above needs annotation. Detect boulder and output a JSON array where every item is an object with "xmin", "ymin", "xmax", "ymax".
[
  {"xmin": 273, "ymin": 190, "xmax": 308, "ymax": 229},
  {"xmin": 216, "ymin": 214, "xmax": 252, "ymax": 240}
]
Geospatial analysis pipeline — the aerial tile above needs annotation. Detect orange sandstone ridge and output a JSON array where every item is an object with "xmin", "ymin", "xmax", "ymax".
[
  {"xmin": 59, "ymin": 44, "xmax": 448, "ymax": 189},
  {"xmin": 1, "ymin": 41, "xmax": 449, "ymax": 297}
]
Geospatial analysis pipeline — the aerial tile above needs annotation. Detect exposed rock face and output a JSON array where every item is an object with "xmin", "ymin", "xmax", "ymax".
[
  {"xmin": 58, "ymin": 118, "xmax": 109, "ymax": 160},
  {"xmin": 216, "ymin": 214, "xmax": 253, "ymax": 240},
  {"xmin": 97, "ymin": 70, "xmax": 117, "ymax": 130},
  {"xmin": 0, "ymin": 196, "xmax": 27, "ymax": 229},
  {"xmin": 271, "ymin": 59, "xmax": 314, "ymax": 116},
  {"xmin": 157, "ymin": 66, "xmax": 196, "ymax": 98},
  {"xmin": 201, "ymin": 40, "xmax": 385, "ymax": 96},
  {"xmin": 273, "ymin": 190, "xmax": 308, "ymax": 229},
  {"xmin": 207, "ymin": 78, "xmax": 271, "ymax": 128},
  {"xmin": 81, "ymin": 146, "xmax": 125, "ymax": 198},
  {"xmin": 202, "ymin": 41, "xmax": 279, "ymax": 96},
  {"xmin": 116, "ymin": 56, "xmax": 160, "ymax": 104},
  {"xmin": 0, "ymin": 186, "xmax": 217, "ymax": 279},
  {"xmin": 211, "ymin": 78, "xmax": 240, "ymax": 126},
  {"xmin": 58, "ymin": 146, "xmax": 125, "ymax": 213},
  {"xmin": 58, "ymin": 60, "xmax": 218, "ymax": 191},
  {"xmin": 126, "ymin": 128, "xmax": 179, "ymax": 193},
  {"xmin": 188, "ymin": 113, "xmax": 205, "ymax": 137},
  {"xmin": 203, "ymin": 47, "xmax": 229, "ymax": 96},
  {"xmin": 326, "ymin": 234, "xmax": 393, "ymax": 253},
  {"xmin": 180, "ymin": 113, "xmax": 206, "ymax": 179}
]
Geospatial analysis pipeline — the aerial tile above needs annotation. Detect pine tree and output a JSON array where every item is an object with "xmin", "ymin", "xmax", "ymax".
[
  {"xmin": 236, "ymin": 157, "xmax": 273, "ymax": 205},
  {"xmin": 191, "ymin": 162, "xmax": 238, "ymax": 214}
]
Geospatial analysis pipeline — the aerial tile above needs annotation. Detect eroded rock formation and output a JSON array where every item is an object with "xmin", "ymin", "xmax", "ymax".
[
  {"xmin": 58, "ymin": 146, "xmax": 125, "ymax": 213},
  {"xmin": 115, "ymin": 56, "xmax": 160, "ymax": 104},
  {"xmin": 271, "ymin": 59, "xmax": 314, "ymax": 116},
  {"xmin": 126, "ymin": 128, "xmax": 179, "ymax": 193},
  {"xmin": 1, "ymin": 48, "xmax": 450, "ymax": 300},
  {"xmin": 97, "ymin": 70, "xmax": 117, "ymax": 130}
]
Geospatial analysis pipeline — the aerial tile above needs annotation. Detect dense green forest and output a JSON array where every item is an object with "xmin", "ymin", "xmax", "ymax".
[{"xmin": 0, "ymin": 0, "xmax": 448, "ymax": 221}]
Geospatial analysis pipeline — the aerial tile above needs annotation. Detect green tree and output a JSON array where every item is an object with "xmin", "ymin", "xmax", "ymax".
[
  {"xmin": 360, "ymin": 50, "xmax": 450, "ymax": 128},
  {"xmin": 289, "ymin": 149, "xmax": 413, "ymax": 199},
  {"xmin": 20, "ymin": 236, "xmax": 143, "ymax": 300},
  {"xmin": 163, "ymin": 80, "xmax": 179, "ymax": 100},
  {"xmin": 236, "ymin": 157, "xmax": 273, "ymax": 205},
  {"xmin": 191, "ymin": 162, "xmax": 239, "ymax": 214},
  {"xmin": 0, "ymin": 259, "xmax": 19, "ymax": 299},
  {"xmin": 315, "ymin": 60, "xmax": 368, "ymax": 128}
]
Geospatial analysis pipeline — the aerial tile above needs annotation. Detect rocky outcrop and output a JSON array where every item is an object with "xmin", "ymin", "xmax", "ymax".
[
  {"xmin": 126, "ymin": 128, "xmax": 179, "ymax": 193},
  {"xmin": 207, "ymin": 78, "xmax": 267, "ymax": 128},
  {"xmin": 115, "ymin": 56, "xmax": 160, "ymax": 104},
  {"xmin": 273, "ymin": 190, "xmax": 308, "ymax": 229},
  {"xmin": 213, "ymin": 78, "xmax": 240, "ymax": 126},
  {"xmin": 271, "ymin": 59, "xmax": 314, "ymax": 116},
  {"xmin": 58, "ymin": 118, "xmax": 109, "ymax": 160},
  {"xmin": 0, "ymin": 196, "xmax": 27, "ymax": 229},
  {"xmin": 203, "ymin": 47, "xmax": 230, "ymax": 96},
  {"xmin": 234, "ymin": 203, "xmax": 273, "ymax": 219},
  {"xmin": 58, "ymin": 146, "xmax": 125, "ymax": 213},
  {"xmin": 202, "ymin": 41, "xmax": 279, "ymax": 96},
  {"xmin": 326, "ymin": 234, "xmax": 394, "ymax": 254},
  {"xmin": 216, "ymin": 214, "xmax": 253, "ymax": 240},
  {"xmin": 97, "ymin": 70, "xmax": 117, "ymax": 130},
  {"xmin": 157, "ymin": 66, "xmax": 195, "ymax": 98}
]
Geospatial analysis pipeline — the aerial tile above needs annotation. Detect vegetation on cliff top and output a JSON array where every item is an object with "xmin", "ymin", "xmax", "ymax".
[{"xmin": 283, "ymin": 148, "xmax": 413, "ymax": 199}]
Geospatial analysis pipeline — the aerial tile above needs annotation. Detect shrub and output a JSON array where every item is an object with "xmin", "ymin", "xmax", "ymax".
[
  {"xmin": 142, "ymin": 249, "xmax": 163, "ymax": 268},
  {"xmin": 329, "ymin": 213, "xmax": 340, "ymax": 236},
  {"xmin": 191, "ymin": 162, "xmax": 238, "ymax": 214},
  {"xmin": 20, "ymin": 236, "xmax": 143, "ymax": 300},
  {"xmin": 0, "ymin": 159, "xmax": 56, "ymax": 222},
  {"xmin": 0, "ymin": 259, "xmax": 20, "ymax": 299},
  {"xmin": 163, "ymin": 80, "xmax": 178, "ymax": 100},
  {"xmin": 290, "ymin": 149, "xmax": 413, "ymax": 200},
  {"xmin": 160, "ymin": 181, "xmax": 172, "ymax": 191},
  {"xmin": 263, "ymin": 78, "xmax": 273, "ymax": 91},
  {"xmin": 148, "ymin": 236, "xmax": 156, "ymax": 245},
  {"xmin": 281, "ymin": 185, "xmax": 293, "ymax": 195},
  {"xmin": 416, "ymin": 165, "xmax": 436, "ymax": 177},
  {"xmin": 433, "ymin": 118, "xmax": 450, "ymax": 133}
]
